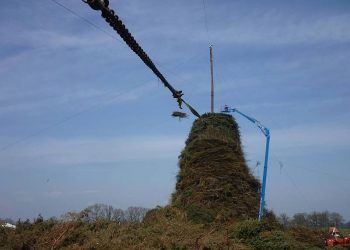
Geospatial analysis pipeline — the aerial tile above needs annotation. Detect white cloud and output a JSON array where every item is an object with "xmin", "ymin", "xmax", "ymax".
[
  {"xmin": 45, "ymin": 191, "xmax": 64, "ymax": 198},
  {"xmin": 272, "ymin": 125, "xmax": 350, "ymax": 148},
  {"xmin": 212, "ymin": 13, "xmax": 350, "ymax": 46},
  {"xmin": 136, "ymin": 4, "xmax": 350, "ymax": 47},
  {"xmin": 0, "ymin": 83, "xmax": 156, "ymax": 116},
  {"xmin": 13, "ymin": 190, "xmax": 100, "ymax": 200},
  {"xmin": 19, "ymin": 29, "xmax": 115, "ymax": 49},
  {"xmin": 44, "ymin": 190, "xmax": 99, "ymax": 198},
  {"xmin": 242, "ymin": 123, "xmax": 350, "ymax": 158},
  {"xmin": 1, "ymin": 135, "xmax": 185, "ymax": 167},
  {"xmin": 236, "ymin": 96, "xmax": 348, "ymax": 112}
]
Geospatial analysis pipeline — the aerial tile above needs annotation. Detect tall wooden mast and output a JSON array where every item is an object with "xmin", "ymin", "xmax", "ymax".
[{"xmin": 210, "ymin": 45, "xmax": 214, "ymax": 113}]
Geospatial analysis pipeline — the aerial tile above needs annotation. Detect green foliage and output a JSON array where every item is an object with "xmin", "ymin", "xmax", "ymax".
[
  {"xmin": 233, "ymin": 219, "xmax": 267, "ymax": 239},
  {"xmin": 184, "ymin": 205, "xmax": 216, "ymax": 224},
  {"xmin": 0, "ymin": 227, "xmax": 8, "ymax": 247},
  {"xmin": 246, "ymin": 230, "xmax": 291, "ymax": 250},
  {"xmin": 0, "ymin": 209, "xmax": 331, "ymax": 249},
  {"xmin": 331, "ymin": 247, "xmax": 348, "ymax": 250},
  {"xmin": 231, "ymin": 219, "xmax": 292, "ymax": 250},
  {"xmin": 232, "ymin": 219, "xmax": 278, "ymax": 239},
  {"xmin": 288, "ymin": 225, "xmax": 326, "ymax": 248},
  {"xmin": 170, "ymin": 241, "xmax": 187, "ymax": 250}
]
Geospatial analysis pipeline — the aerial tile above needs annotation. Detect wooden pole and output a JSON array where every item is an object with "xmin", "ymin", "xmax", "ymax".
[{"xmin": 210, "ymin": 45, "xmax": 214, "ymax": 113}]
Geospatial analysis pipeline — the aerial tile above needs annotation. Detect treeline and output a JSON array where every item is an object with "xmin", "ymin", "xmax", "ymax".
[
  {"xmin": 1, "ymin": 203, "xmax": 148, "ymax": 225},
  {"xmin": 277, "ymin": 211, "xmax": 350, "ymax": 229},
  {"xmin": 3, "ymin": 207, "xmax": 349, "ymax": 230},
  {"xmin": 0, "ymin": 218, "xmax": 15, "ymax": 225},
  {"xmin": 63, "ymin": 203, "xmax": 148, "ymax": 223}
]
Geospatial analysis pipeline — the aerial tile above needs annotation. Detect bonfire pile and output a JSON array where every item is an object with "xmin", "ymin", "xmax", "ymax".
[{"xmin": 171, "ymin": 113, "xmax": 261, "ymax": 223}]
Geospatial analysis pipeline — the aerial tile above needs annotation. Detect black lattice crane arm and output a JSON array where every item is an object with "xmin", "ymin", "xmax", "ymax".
[{"xmin": 83, "ymin": 0, "xmax": 200, "ymax": 118}]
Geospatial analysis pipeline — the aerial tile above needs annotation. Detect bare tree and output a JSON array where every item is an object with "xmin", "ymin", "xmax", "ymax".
[
  {"xmin": 61, "ymin": 211, "xmax": 82, "ymax": 222},
  {"xmin": 278, "ymin": 213, "xmax": 290, "ymax": 228},
  {"xmin": 292, "ymin": 213, "xmax": 308, "ymax": 227},
  {"xmin": 81, "ymin": 204, "xmax": 115, "ymax": 222},
  {"xmin": 125, "ymin": 207, "xmax": 148, "ymax": 222},
  {"xmin": 65, "ymin": 204, "xmax": 149, "ymax": 223},
  {"xmin": 307, "ymin": 212, "xmax": 320, "ymax": 228},
  {"xmin": 290, "ymin": 211, "xmax": 346, "ymax": 229},
  {"xmin": 112, "ymin": 208, "xmax": 125, "ymax": 223},
  {"xmin": 317, "ymin": 211, "xmax": 330, "ymax": 228},
  {"xmin": 329, "ymin": 212, "xmax": 344, "ymax": 227}
]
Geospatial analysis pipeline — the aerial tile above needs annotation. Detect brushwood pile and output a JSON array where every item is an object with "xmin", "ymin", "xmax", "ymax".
[
  {"xmin": 0, "ymin": 113, "xmax": 327, "ymax": 249},
  {"xmin": 172, "ymin": 113, "xmax": 260, "ymax": 222}
]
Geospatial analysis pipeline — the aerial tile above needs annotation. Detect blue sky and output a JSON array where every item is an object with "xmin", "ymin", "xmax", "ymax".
[{"xmin": 1, "ymin": 0, "xmax": 349, "ymax": 221}]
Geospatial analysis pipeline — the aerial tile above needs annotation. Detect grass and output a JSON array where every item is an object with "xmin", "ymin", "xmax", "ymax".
[{"xmin": 341, "ymin": 228, "xmax": 350, "ymax": 236}]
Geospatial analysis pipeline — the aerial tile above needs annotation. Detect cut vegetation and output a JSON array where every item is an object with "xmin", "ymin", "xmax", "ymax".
[{"xmin": 0, "ymin": 114, "xmax": 332, "ymax": 249}]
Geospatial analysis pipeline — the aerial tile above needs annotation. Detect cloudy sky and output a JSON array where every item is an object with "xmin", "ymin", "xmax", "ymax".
[{"xmin": 1, "ymin": 0, "xmax": 349, "ymax": 221}]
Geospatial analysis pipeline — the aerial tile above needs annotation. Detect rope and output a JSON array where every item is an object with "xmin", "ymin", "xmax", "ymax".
[{"xmin": 83, "ymin": 0, "xmax": 200, "ymax": 118}]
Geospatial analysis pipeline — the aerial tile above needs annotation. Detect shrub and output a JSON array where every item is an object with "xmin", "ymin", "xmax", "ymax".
[
  {"xmin": 232, "ymin": 219, "xmax": 292, "ymax": 250},
  {"xmin": 246, "ymin": 230, "xmax": 291, "ymax": 250},
  {"xmin": 233, "ymin": 219, "xmax": 269, "ymax": 239},
  {"xmin": 185, "ymin": 205, "xmax": 216, "ymax": 224},
  {"xmin": 288, "ymin": 225, "xmax": 326, "ymax": 248}
]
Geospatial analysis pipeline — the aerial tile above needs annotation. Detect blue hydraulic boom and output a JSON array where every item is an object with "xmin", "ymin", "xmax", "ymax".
[{"xmin": 222, "ymin": 105, "xmax": 270, "ymax": 221}]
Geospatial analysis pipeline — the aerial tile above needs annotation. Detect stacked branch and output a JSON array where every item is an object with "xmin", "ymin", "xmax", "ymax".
[{"xmin": 172, "ymin": 113, "xmax": 261, "ymax": 223}]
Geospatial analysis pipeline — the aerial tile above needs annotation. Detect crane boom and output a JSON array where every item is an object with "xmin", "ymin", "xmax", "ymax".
[
  {"xmin": 224, "ymin": 107, "xmax": 269, "ymax": 137},
  {"xmin": 222, "ymin": 105, "xmax": 270, "ymax": 221},
  {"xmin": 83, "ymin": 0, "xmax": 200, "ymax": 118}
]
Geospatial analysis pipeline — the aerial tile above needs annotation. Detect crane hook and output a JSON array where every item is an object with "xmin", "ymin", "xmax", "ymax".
[{"xmin": 172, "ymin": 90, "xmax": 184, "ymax": 109}]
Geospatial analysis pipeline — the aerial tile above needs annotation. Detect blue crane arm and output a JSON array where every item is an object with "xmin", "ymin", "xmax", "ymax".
[
  {"xmin": 223, "ymin": 106, "xmax": 269, "ymax": 137},
  {"xmin": 222, "ymin": 105, "xmax": 270, "ymax": 221}
]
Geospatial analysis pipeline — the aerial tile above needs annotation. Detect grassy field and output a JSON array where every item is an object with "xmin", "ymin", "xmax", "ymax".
[{"xmin": 341, "ymin": 228, "xmax": 350, "ymax": 236}]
